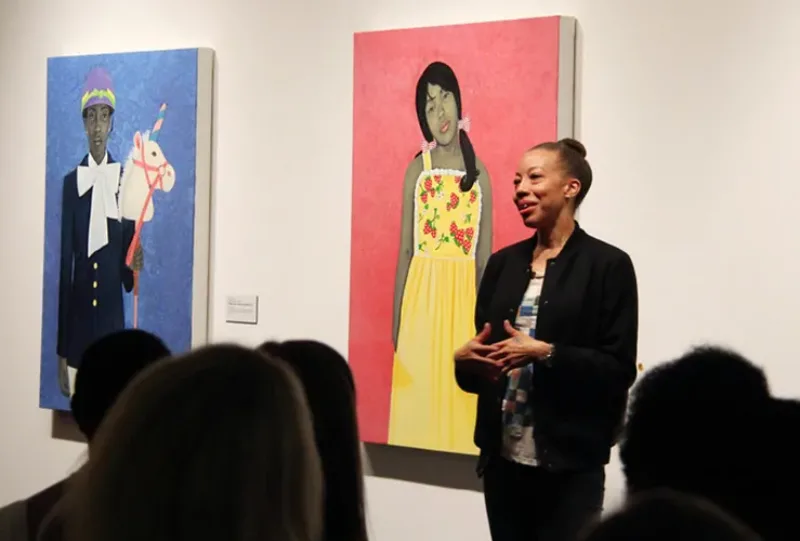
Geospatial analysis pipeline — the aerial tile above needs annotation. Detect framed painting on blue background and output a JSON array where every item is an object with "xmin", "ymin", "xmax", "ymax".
[{"xmin": 40, "ymin": 48, "xmax": 214, "ymax": 410}]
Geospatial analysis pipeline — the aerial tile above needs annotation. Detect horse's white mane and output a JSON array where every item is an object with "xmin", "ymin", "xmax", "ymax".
[{"xmin": 120, "ymin": 130, "xmax": 152, "ymax": 185}]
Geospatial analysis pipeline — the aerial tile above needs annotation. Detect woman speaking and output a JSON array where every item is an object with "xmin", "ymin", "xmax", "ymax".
[{"xmin": 454, "ymin": 139, "xmax": 639, "ymax": 541}]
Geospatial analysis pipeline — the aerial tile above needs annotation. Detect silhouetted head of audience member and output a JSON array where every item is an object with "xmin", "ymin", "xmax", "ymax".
[
  {"xmin": 579, "ymin": 489, "xmax": 761, "ymax": 541},
  {"xmin": 755, "ymin": 397, "xmax": 800, "ymax": 541},
  {"xmin": 620, "ymin": 345, "xmax": 772, "ymax": 534},
  {"xmin": 29, "ymin": 331, "xmax": 170, "ymax": 541},
  {"xmin": 70, "ymin": 329, "xmax": 171, "ymax": 442},
  {"xmin": 65, "ymin": 344, "xmax": 323, "ymax": 541},
  {"xmin": 259, "ymin": 339, "xmax": 368, "ymax": 541}
]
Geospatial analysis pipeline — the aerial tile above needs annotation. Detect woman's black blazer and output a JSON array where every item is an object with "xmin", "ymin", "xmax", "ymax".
[{"xmin": 456, "ymin": 223, "xmax": 639, "ymax": 472}]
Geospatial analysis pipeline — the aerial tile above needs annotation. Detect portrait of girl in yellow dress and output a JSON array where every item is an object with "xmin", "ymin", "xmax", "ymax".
[{"xmin": 388, "ymin": 61, "xmax": 493, "ymax": 454}]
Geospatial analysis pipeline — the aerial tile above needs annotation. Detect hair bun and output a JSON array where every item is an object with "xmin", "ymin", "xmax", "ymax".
[{"xmin": 559, "ymin": 138, "xmax": 587, "ymax": 158}]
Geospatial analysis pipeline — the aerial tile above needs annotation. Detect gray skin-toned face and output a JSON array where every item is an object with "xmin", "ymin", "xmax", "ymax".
[
  {"xmin": 83, "ymin": 104, "xmax": 112, "ymax": 164},
  {"xmin": 424, "ymin": 83, "xmax": 459, "ymax": 147}
]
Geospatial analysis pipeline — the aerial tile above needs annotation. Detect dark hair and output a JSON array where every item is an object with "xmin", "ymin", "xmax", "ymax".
[
  {"xmin": 620, "ymin": 345, "xmax": 771, "ymax": 535},
  {"xmin": 532, "ymin": 138, "xmax": 592, "ymax": 207},
  {"xmin": 258, "ymin": 340, "xmax": 368, "ymax": 541},
  {"xmin": 415, "ymin": 61, "xmax": 478, "ymax": 192},
  {"xmin": 71, "ymin": 329, "xmax": 171, "ymax": 441},
  {"xmin": 755, "ymin": 398, "xmax": 800, "ymax": 540},
  {"xmin": 65, "ymin": 344, "xmax": 323, "ymax": 541},
  {"xmin": 579, "ymin": 489, "xmax": 760, "ymax": 541}
]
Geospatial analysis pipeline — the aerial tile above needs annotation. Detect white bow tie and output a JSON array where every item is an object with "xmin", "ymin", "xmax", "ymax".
[{"xmin": 77, "ymin": 161, "xmax": 121, "ymax": 258}]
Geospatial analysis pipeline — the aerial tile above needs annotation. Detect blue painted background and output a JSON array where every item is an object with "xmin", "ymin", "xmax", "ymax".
[{"xmin": 41, "ymin": 49, "xmax": 200, "ymax": 410}]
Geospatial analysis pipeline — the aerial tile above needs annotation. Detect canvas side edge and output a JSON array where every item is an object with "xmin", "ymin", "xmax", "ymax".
[
  {"xmin": 556, "ymin": 16, "xmax": 577, "ymax": 140},
  {"xmin": 191, "ymin": 48, "xmax": 215, "ymax": 347},
  {"xmin": 40, "ymin": 58, "xmax": 54, "ymax": 409}
]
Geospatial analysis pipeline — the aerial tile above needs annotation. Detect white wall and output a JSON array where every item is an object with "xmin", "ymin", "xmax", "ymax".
[{"xmin": 3, "ymin": 0, "xmax": 800, "ymax": 539}]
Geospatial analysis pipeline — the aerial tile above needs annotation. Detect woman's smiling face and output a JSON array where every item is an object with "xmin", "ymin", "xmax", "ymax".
[{"xmin": 425, "ymin": 83, "xmax": 458, "ymax": 147}]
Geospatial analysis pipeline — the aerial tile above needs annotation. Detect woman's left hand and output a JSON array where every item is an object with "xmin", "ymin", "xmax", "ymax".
[{"xmin": 487, "ymin": 320, "xmax": 553, "ymax": 372}]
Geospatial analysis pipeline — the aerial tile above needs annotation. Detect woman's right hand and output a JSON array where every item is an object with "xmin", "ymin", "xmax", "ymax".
[{"xmin": 454, "ymin": 323, "xmax": 501, "ymax": 379}]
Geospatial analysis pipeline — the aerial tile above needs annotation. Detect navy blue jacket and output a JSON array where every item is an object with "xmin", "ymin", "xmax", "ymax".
[{"xmin": 57, "ymin": 154, "xmax": 135, "ymax": 367}]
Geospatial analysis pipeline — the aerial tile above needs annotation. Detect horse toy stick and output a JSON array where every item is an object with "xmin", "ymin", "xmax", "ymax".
[{"xmin": 121, "ymin": 103, "xmax": 175, "ymax": 328}]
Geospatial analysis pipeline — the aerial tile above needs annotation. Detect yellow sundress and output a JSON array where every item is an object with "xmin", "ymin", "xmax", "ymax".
[{"xmin": 388, "ymin": 149, "xmax": 482, "ymax": 455}]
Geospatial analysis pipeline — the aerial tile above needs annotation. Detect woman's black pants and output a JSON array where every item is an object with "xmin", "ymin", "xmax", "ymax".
[{"xmin": 483, "ymin": 456, "xmax": 605, "ymax": 541}]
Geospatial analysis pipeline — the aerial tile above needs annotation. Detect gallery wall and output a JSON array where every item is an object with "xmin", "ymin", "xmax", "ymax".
[{"xmin": 2, "ymin": 0, "xmax": 800, "ymax": 540}]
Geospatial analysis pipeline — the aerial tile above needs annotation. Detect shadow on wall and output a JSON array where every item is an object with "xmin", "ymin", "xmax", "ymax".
[
  {"xmin": 363, "ymin": 443, "xmax": 482, "ymax": 492},
  {"xmin": 51, "ymin": 411, "xmax": 85, "ymax": 443}
]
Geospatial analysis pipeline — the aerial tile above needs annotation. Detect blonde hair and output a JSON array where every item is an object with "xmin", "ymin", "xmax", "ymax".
[{"xmin": 64, "ymin": 344, "xmax": 322, "ymax": 541}]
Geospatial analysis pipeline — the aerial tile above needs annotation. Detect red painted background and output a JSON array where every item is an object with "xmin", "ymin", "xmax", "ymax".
[{"xmin": 350, "ymin": 17, "xmax": 564, "ymax": 444}]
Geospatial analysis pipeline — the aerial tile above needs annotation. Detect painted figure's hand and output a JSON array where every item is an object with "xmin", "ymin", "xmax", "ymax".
[
  {"xmin": 454, "ymin": 323, "xmax": 501, "ymax": 379},
  {"xmin": 58, "ymin": 357, "xmax": 70, "ymax": 397},
  {"xmin": 488, "ymin": 320, "xmax": 552, "ymax": 372},
  {"xmin": 131, "ymin": 243, "xmax": 144, "ymax": 271}
]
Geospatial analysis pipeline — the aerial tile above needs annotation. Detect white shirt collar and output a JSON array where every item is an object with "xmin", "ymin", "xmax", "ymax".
[
  {"xmin": 77, "ymin": 151, "xmax": 121, "ymax": 257},
  {"xmin": 87, "ymin": 151, "xmax": 108, "ymax": 167}
]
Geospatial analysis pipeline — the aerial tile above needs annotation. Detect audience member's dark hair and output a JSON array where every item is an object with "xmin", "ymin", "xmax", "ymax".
[
  {"xmin": 64, "ymin": 344, "xmax": 323, "ymax": 541},
  {"xmin": 259, "ymin": 339, "xmax": 368, "ymax": 541},
  {"xmin": 579, "ymin": 489, "xmax": 761, "ymax": 541},
  {"xmin": 31, "ymin": 331, "xmax": 170, "ymax": 541},
  {"xmin": 70, "ymin": 329, "xmax": 171, "ymax": 441},
  {"xmin": 620, "ymin": 345, "xmax": 772, "ymax": 535},
  {"xmin": 755, "ymin": 398, "xmax": 800, "ymax": 541}
]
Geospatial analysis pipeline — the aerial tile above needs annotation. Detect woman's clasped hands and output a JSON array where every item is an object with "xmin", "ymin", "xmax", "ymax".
[{"xmin": 454, "ymin": 321, "xmax": 553, "ymax": 379}]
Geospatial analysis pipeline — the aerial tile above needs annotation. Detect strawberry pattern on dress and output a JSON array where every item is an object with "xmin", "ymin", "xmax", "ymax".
[{"xmin": 415, "ymin": 167, "xmax": 482, "ymax": 259}]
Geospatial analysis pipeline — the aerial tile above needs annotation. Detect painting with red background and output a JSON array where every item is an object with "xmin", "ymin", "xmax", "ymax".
[{"xmin": 350, "ymin": 16, "xmax": 563, "ymax": 444}]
